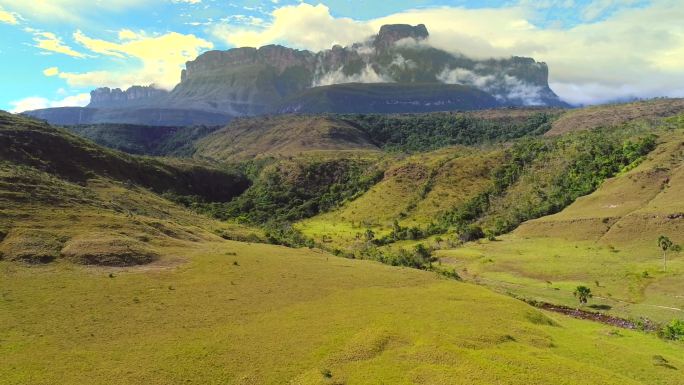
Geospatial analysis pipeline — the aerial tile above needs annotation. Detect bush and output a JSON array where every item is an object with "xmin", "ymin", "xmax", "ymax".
[
  {"xmin": 658, "ymin": 319, "xmax": 684, "ymax": 341},
  {"xmin": 459, "ymin": 225, "xmax": 484, "ymax": 242}
]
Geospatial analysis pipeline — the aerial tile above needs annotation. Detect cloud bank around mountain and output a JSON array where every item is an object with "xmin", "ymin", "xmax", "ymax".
[
  {"xmin": 210, "ymin": 1, "xmax": 684, "ymax": 105},
  {"xmin": 3, "ymin": 0, "xmax": 684, "ymax": 108}
]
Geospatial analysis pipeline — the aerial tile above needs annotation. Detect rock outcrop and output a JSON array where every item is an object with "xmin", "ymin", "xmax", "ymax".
[
  {"xmin": 373, "ymin": 24, "xmax": 429, "ymax": 49},
  {"xmin": 89, "ymin": 86, "xmax": 168, "ymax": 108}
]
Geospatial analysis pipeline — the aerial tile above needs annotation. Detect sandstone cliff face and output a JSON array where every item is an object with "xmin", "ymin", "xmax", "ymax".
[
  {"xmin": 373, "ymin": 24, "xmax": 429, "ymax": 49},
  {"xmin": 181, "ymin": 45, "xmax": 316, "ymax": 82},
  {"xmin": 89, "ymin": 86, "xmax": 168, "ymax": 108},
  {"xmin": 74, "ymin": 23, "xmax": 566, "ymax": 122},
  {"xmin": 173, "ymin": 23, "xmax": 564, "ymax": 111}
]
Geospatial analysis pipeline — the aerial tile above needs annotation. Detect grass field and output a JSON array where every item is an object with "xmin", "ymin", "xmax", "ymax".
[
  {"xmin": 3, "ymin": 105, "xmax": 684, "ymax": 384},
  {"xmin": 2, "ymin": 241, "xmax": 684, "ymax": 385}
]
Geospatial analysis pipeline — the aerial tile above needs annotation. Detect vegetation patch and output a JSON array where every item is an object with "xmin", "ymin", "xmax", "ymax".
[
  {"xmin": 60, "ymin": 233, "xmax": 159, "ymax": 266},
  {"xmin": 341, "ymin": 110, "xmax": 559, "ymax": 152},
  {"xmin": 0, "ymin": 229, "xmax": 64, "ymax": 264}
]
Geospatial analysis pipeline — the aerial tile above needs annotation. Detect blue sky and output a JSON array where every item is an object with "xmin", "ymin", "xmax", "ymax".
[{"xmin": 0, "ymin": 0, "xmax": 680, "ymax": 111}]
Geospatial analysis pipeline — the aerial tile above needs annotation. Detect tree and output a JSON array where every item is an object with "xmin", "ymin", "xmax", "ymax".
[
  {"xmin": 573, "ymin": 286, "xmax": 593, "ymax": 306},
  {"xmin": 364, "ymin": 228, "xmax": 375, "ymax": 242},
  {"xmin": 658, "ymin": 235, "xmax": 674, "ymax": 271}
]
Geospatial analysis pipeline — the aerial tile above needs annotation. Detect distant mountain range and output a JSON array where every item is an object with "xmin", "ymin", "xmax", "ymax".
[{"xmin": 24, "ymin": 24, "xmax": 569, "ymax": 126}]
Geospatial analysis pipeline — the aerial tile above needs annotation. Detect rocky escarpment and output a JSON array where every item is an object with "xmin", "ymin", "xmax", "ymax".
[
  {"xmin": 27, "ymin": 24, "xmax": 568, "ymax": 126},
  {"xmin": 373, "ymin": 23, "xmax": 429, "ymax": 49},
  {"xmin": 170, "ymin": 23, "xmax": 566, "ymax": 113},
  {"xmin": 89, "ymin": 86, "xmax": 168, "ymax": 108}
]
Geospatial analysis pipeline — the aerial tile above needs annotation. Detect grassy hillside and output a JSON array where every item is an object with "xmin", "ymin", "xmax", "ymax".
[
  {"xmin": 193, "ymin": 115, "xmax": 381, "ymax": 162},
  {"xmin": 546, "ymin": 98, "xmax": 684, "ymax": 136},
  {"xmin": 298, "ymin": 118, "xmax": 659, "ymax": 259},
  {"xmin": 298, "ymin": 147, "xmax": 502, "ymax": 250},
  {"xmin": 0, "ymin": 112, "xmax": 248, "ymax": 202},
  {"xmin": 438, "ymin": 120, "xmax": 684, "ymax": 323},
  {"xmin": 0, "ymin": 112, "xmax": 260, "ymax": 265},
  {"xmin": 340, "ymin": 108, "xmax": 561, "ymax": 152},
  {"xmin": 2, "ymin": 241, "xmax": 684, "ymax": 384},
  {"xmin": 64, "ymin": 123, "xmax": 221, "ymax": 156},
  {"xmin": 2, "ymin": 104, "xmax": 684, "ymax": 384}
]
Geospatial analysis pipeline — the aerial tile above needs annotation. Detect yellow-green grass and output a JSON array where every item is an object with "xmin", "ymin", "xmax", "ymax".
[
  {"xmin": 438, "ymin": 131, "xmax": 684, "ymax": 322},
  {"xmin": 2, "ymin": 240, "xmax": 684, "ymax": 385},
  {"xmin": 438, "ymin": 235, "xmax": 684, "ymax": 322},
  {"xmin": 0, "ymin": 163, "xmax": 262, "ymax": 265},
  {"xmin": 516, "ymin": 130, "xmax": 683, "ymax": 247},
  {"xmin": 297, "ymin": 147, "xmax": 499, "ymax": 251}
]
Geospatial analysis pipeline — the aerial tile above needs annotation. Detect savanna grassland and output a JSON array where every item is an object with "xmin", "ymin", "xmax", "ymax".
[
  {"xmin": 2, "ymin": 102, "xmax": 684, "ymax": 384},
  {"xmin": 3, "ymin": 241, "xmax": 684, "ymax": 385}
]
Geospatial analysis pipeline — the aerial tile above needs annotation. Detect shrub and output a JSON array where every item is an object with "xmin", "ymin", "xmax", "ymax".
[
  {"xmin": 658, "ymin": 319, "xmax": 684, "ymax": 341},
  {"xmin": 459, "ymin": 225, "xmax": 484, "ymax": 242}
]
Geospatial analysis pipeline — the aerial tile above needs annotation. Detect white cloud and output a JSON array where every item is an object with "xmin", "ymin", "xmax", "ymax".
[
  {"xmin": 0, "ymin": 6, "xmax": 18, "ymax": 24},
  {"xmin": 63, "ymin": 30, "xmax": 213, "ymax": 89},
  {"xmin": 314, "ymin": 64, "xmax": 393, "ymax": 87},
  {"xmin": 437, "ymin": 68, "xmax": 545, "ymax": 105},
  {"xmin": 43, "ymin": 67, "xmax": 60, "ymax": 76},
  {"xmin": 0, "ymin": 0, "xmax": 150, "ymax": 23},
  {"xmin": 10, "ymin": 93, "xmax": 90, "ymax": 113},
  {"xmin": 32, "ymin": 31, "xmax": 86, "ymax": 58},
  {"xmin": 211, "ymin": 3, "xmax": 374, "ymax": 51},
  {"xmin": 117, "ymin": 29, "xmax": 139, "ymax": 40},
  {"xmin": 437, "ymin": 68, "xmax": 496, "ymax": 90},
  {"xmin": 211, "ymin": 1, "xmax": 684, "ymax": 104},
  {"xmin": 581, "ymin": 0, "xmax": 640, "ymax": 21}
]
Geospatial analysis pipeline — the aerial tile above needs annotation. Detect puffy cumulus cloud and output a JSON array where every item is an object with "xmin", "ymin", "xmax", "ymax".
[
  {"xmin": 0, "ymin": 6, "xmax": 18, "ymax": 24},
  {"xmin": 372, "ymin": 1, "xmax": 684, "ymax": 104},
  {"xmin": 9, "ymin": 93, "xmax": 90, "ymax": 113},
  {"xmin": 32, "ymin": 31, "xmax": 87, "ymax": 58},
  {"xmin": 211, "ymin": 3, "xmax": 374, "ymax": 51},
  {"xmin": 65, "ymin": 30, "xmax": 213, "ymax": 89},
  {"xmin": 221, "ymin": 1, "xmax": 684, "ymax": 104}
]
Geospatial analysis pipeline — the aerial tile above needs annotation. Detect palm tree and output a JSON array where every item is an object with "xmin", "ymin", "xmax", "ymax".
[
  {"xmin": 573, "ymin": 286, "xmax": 593, "ymax": 306},
  {"xmin": 658, "ymin": 235, "xmax": 673, "ymax": 271}
]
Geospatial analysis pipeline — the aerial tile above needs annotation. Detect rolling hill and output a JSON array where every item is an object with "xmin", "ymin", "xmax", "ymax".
[
  {"xmin": 192, "ymin": 115, "xmax": 380, "ymax": 162},
  {"xmin": 0, "ymin": 111, "xmax": 259, "ymax": 265},
  {"xmin": 1, "ymin": 100, "xmax": 684, "ymax": 384},
  {"xmin": 545, "ymin": 98, "xmax": 684, "ymax": 136},
  {"xmin": 3, "ymin": 239, "xmax": 684, "ymax": 384},
  {"xmin": 438, "ymin": 125, "xmax": 684, "ymax": 323}
]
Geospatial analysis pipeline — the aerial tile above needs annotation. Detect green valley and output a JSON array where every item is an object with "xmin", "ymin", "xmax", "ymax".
[{"xmin": 2, "ymin": 99, "xmax": 684, "ymax": 384}]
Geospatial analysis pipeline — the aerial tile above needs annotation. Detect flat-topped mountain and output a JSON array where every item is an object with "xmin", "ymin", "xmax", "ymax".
[{"xmin": 25, "ymin": 24, "xmax": 568, "ymax": 125}]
